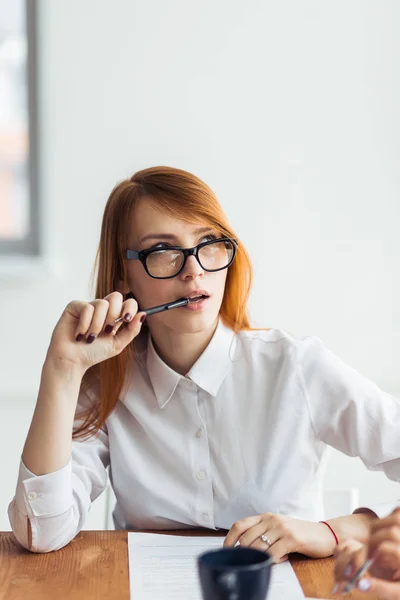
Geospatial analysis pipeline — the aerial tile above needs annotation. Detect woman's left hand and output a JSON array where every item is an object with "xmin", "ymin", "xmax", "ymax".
[{"xmin": 223, "ymin": 513, "xmax": 337, "ymax": 562}]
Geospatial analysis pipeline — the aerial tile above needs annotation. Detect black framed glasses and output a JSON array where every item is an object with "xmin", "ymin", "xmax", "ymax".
[{"xmin": 126, "ymin": 237, "xmax": 237, "ymax": 279}]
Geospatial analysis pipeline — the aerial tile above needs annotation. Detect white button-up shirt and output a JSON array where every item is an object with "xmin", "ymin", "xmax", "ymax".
[{"xmin": 8, "ymin": 321, "xmax": 400, "ymax": 552}]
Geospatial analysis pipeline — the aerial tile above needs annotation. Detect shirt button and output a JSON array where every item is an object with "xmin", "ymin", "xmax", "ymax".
[
  {"xmin": 196, "ymin": 429, "xmax": 202, "ymax": 438},
  {"xmin": 202, "ymin": 513, "xmax": 209, "ymax": 521},
  {"xmin": 27, "ymin": 492, "xmax": 36, "ymax": 501},
  {"xmin": 196, "ymin": 470, "xmax": 206, "ymax": 481}
]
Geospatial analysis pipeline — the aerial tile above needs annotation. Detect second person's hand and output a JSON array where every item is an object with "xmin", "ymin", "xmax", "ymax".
[{"xmin": 333, "ymin": 508, "xmax": 400, "ymax": 598}]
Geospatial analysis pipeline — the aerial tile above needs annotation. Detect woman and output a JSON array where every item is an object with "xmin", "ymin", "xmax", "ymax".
[
  {"xmin": 8, "ymin": 166, "xmax": 400, "ymax": 556},
  {"xmin": 333, "ymin": 508, "xmax": 400, "ymax": 597}
]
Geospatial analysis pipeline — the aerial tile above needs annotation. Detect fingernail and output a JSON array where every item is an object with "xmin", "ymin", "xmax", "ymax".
[
  {"xmin": 357, "ymin": 578, "xmax": 371, "ymax": 592},
  {"xmin": 330, "ymin": 583, "xmax": 339, "ymax": 594},
  {"xmin": 75, "ymin": 334, "xmax": 84, "ymax": 342},
  {"xmin": 104, "ymin": 324, "xmax": 114, "ymax": 334},
  {"xmin": 124, "ymin": 313, "xmax": 132, "ymax": 322},
  {"xmin": 87, "ymin": 334, "xmax": 96, "ymax": 344},
  {"xmin": 344, "ymin": 565, "xmax": 353, "ymax": 577},
  {"xmin": 140, "ymin": 314, "xmax": 146, "ymax": 323}
]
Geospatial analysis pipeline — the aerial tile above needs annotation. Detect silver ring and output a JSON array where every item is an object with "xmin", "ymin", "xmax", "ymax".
[{"xmin": 260, "ymin": 534, "xmax": 272, "ymax": 547}]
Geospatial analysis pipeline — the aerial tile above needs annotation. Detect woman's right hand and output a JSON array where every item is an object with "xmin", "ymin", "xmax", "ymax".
[{"xmin": 46, "ymin": 292, "xmax": 146, "ymax": 372}]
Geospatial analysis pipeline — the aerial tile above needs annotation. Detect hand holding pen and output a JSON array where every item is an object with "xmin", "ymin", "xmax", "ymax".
[
  {"xmin": 47, "ymin": 292, "xmax": 148, "ymax": 374},
  {"xmin": 48, "ymin": 293, "xmax": 202, "ymax": 374},
  {"xmin": 332, "ymin": 508, "xmax": 400, "ymax": 597}
]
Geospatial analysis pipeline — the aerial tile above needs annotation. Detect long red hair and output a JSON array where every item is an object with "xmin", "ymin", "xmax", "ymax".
[{"xmin": 73, "ymin": 166, "xmax": 253, "ymax": 439}]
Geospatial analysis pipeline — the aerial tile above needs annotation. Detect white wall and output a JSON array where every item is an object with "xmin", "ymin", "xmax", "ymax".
[{"xmin": 1, "ymin": 0, "xmax": 399, "ymax": 529}]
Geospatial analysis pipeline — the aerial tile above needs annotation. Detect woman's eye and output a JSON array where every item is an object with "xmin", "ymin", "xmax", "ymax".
[
  {"xmin": 152, "ymin": 243, "xmax": 171, "ymax": 250},
  {"xmin": 200, "ymin": 234, "xmax": 218, "ymax": 243}
]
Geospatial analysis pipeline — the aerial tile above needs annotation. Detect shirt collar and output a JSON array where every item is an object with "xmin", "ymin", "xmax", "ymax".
[
  {"xmin": 146, "ymin": 335, "xmax": 182, "ymax": 409},
  {"xmin": 146, "ymin": 319, "xmax": 236, "ymax": 409}
]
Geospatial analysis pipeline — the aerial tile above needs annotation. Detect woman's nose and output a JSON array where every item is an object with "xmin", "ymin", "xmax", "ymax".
[{"xmin": 179, "ymin": 254, "xmax": 204, "ymax": 280}]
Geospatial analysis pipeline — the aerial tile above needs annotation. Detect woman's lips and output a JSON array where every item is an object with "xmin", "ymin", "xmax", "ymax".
[{"xmin": 183, "ymin": 296, "xmax": 209, "ymax": 311}]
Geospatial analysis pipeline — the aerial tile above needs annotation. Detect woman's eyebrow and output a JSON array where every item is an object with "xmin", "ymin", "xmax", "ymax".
[{"xmin": 140, "ymin": 227, "xmax": 214, "ymax": 244}]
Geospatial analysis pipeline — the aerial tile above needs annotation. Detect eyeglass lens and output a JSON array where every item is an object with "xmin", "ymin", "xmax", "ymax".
[{"xmin": 146, "ymin": 239, "xmax": 235, "ymax": 278}]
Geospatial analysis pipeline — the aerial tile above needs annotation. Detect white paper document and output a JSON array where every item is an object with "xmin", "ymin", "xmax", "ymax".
[{"xmin": 128, "ymin": 532, "xmax": 305, "ymax": 599}]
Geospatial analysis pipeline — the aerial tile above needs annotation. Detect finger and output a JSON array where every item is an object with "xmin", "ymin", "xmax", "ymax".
[
  {"xmin": 237, "ymin": 516, "xmax": 275, "ymax": 549},
  {"xmin": 110, "ymin": 297, "xmax": 139, "ymax": 334},
  {"xmin": 102, "ymin": 292, "xmax": 126, "ymax": 334},
  {"xmin": 369, "ymin": 527, "xmax": 400, "ymax": 556},
  {"xmin": 84, "ymin": 299, "xmax": 110, "ymax": 342},
  {"xmin": 334, "ymin": 542, "xmax": 366, "ymax": 583},
  {"xmin": 277, "ymin": 554, "xmax": 289, "ymax": 563},
  {"xmin": 357, "ymin": 576, "xmax": 400, "ymax": 599},
  {"xmin": 112, "ymin": 311, "xmax": 146, "ymax": 353},
  {"xmin": 370, "ymin": 541, "xmax": 400, "ymax": 577},
  {"xmin": 119, "ymin": 296, "xmax": 139, "ymax": 323},
  {"xmin": 223, "ymin": 515, "xmax": 263, "ymax": 547},
  {"xmin": 333, "ymin": 538, "xmax": 364, "ymax": 560},
  {"xmin": 264, "ymin": 538, "xmax": 292, "ymax": 563},
  {"xmin": 103, "ymin": 293, "xmax": 139, "ymax": 334},
  {"xmin": 245, "ymin": 536, "xmax": 282, "ymax": 559},
  {"xmin": 370, "ymin": 513, "xmax": 400, "ymax": 536},
  {"xmin": 247, "ymin": 535, "xmax": 274, "ymax": 553},
  {"xmin": 247, "ymin": 524, "xmax": 282, "ymax": 554},
  {"xmin": 74, "ymin": 303, "xmax": 95, "ymax": 340},
  {"xmin": 65, "ymin": 300, "xmax": 88, "ymax": 322}
]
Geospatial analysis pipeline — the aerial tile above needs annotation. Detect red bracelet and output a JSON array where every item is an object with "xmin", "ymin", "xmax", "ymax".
[{"xmin": 319, "ymin": 520, "xmax": 339, "ymax": 545}]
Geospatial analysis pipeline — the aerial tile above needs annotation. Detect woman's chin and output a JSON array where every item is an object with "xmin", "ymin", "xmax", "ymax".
[{"xmin": 154, "ymin": 309, "xmax": 219, "ymax": 334}]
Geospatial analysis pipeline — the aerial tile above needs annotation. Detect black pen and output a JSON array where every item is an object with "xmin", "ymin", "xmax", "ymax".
[
  {"xmin": 114, "ymin": 296, "xmax": 204, "ymax": 323},
  {"xmin": 341, "ymin": 558, "xmax": 374, "ymax": 594}
]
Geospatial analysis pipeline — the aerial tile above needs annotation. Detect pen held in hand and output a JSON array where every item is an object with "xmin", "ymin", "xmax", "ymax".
[
  {"xmin": 114, "ymin": 295, "xmax": 207, "ymax": 324},
  {"xmin": 342, "ymin": 557, "xmax": 374, "ymax": 594}
]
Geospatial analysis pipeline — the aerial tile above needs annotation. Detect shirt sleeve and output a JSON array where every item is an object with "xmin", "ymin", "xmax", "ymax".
[
  {"xmin": 8, "ymin": 386, "xmax": 110, "ymax": 553},
  {"xmin": 298, "ymin": 336, "xmax": 400, "ymax": 519}
]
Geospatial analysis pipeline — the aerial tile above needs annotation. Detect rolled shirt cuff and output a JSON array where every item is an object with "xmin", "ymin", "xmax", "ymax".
[
  {"xmin": 353, "ymin": 500, "xmax": 400, "ymax": 519},
  {"xmin": 16, "ymin": 458, "xmax": 73, "ymax": 518}
]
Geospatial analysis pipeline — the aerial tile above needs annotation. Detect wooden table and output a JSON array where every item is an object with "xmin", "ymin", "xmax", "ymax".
[{"xmin": 0, "ymin": 530, "xmax": 378, "ymax": 600}]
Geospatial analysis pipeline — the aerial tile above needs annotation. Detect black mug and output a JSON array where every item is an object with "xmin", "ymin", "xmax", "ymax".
[{"xmin": 198, "ymin": 547, "xmax": 273, "ymax": 600}]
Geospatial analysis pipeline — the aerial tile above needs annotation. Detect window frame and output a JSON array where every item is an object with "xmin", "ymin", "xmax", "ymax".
[{"xmin": 0, "ymin": 0, "xmax": 40, "ymax": 258}]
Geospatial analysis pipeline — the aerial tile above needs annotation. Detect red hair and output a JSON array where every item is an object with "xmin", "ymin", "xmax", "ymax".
[{"xmin": 74, "ymin": 166, "xmax": 253, "ymax": 439}]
